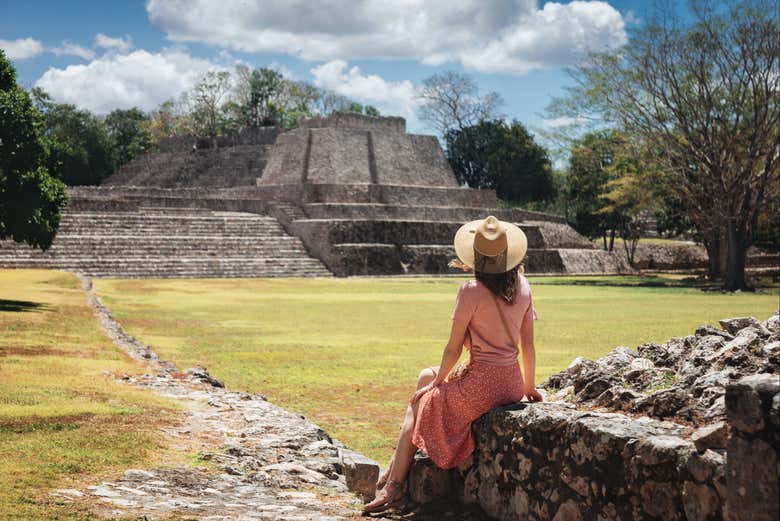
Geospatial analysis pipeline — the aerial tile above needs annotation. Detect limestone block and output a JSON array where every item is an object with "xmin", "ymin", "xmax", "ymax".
[
  {"xmin": 407, "ymin": 453, "xmax": 455, "ymax": 504},
  {"xmin": 338, "ymin": 448, "xmax": 379, "ymax": 502},
  {"xmin": 691, "ymin": 421, "xmax": 729, "ymax": 452}
]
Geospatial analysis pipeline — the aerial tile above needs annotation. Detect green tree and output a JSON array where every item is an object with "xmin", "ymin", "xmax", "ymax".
[
  {"xmin": 566, "ymin": 131, "xmax": 617, "ymax": 245},
  {"xmin": 37, "ymin": 101, "xmax": 115, "ymax": 185},
  {"xmin": 548, "ymin": 0, "xmax": 779, "ymax": 290},
  {"xmin": 346, "ymin": 102, "xmax": 364, "ymax": 114},
  {"xmin": 233, "ymin": 67, "xmax": 285, "ymax": 128},
  {"xmin": 364, "ymin": 105, "xmax": 380, "ymax": 116},
  {"xmin": 0, "ymin": 50, "xmax": 67, "ymax": 249},
  {"xmin": 445, "ymin": 119, "xmax": 554, "ymax": 203},
  {"xmin": 104, "ymin": 108, "xmax": 151, "ymax": 167}
]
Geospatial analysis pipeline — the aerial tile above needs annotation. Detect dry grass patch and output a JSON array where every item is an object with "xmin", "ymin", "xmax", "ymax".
[{"xmin": 0, "ymin": 269, "xmax": 180, "ymax": 521}]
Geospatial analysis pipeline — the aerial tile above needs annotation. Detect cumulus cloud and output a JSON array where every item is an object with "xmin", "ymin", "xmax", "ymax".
[
  {"xmin": 146, "ymin": 0, "xmax": 627, "ymax": 74},
  {"xmin": 35, "ymin": 48, "xmax": 224, "ymax": 114},
  {"xmin": 0, "ymin": 37, "xmax": 44, "ymax": 60},
  {"xmin": 50, "ymin": 40, "xmax": 96, "ymax": 60},
  {"xmin": 311, "ymin": 60, "xmax": 418, "ymax": 120},
  {"xmin": 95, "ymin": 33, "xmax": 134, "ymax": 52}
]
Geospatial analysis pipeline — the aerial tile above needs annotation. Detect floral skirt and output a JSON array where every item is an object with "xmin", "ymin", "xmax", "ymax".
[{"xmin": 411, "ymin": 361, "xmax": 524, "ymax": 469}]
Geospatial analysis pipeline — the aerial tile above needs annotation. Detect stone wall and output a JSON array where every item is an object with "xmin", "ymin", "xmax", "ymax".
[
  {"xmin": 300, "ymin": 112, "xmax": 406, "ymax": 133},
  {"xmin": 157, "ymin": 127, "xmax": 282, "ymax": 153},
  {"xmin": 407, "ymin": 312, "xmax": 779, "ymax": 520},
  {"xmin": 724, "ymin": 374, "xmax": 779, "ymax": 521}
]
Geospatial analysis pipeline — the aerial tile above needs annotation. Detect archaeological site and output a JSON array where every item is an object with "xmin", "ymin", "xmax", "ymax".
[{"xmin": 0, "ymin": 113, "xmax": 628, "ymax": 278}]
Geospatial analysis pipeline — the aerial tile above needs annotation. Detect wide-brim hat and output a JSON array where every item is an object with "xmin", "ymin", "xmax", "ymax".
[{"xmin": 453, "ymin": 215, "xmax": 527, "ymax": 274}]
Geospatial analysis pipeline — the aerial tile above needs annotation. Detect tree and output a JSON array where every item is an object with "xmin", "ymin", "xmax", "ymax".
[
  {"xmin": 364, "ymin": 105, "xmax": 380, "ymax": 116},
  {"xmin": 548, "ymin": 0, "xmax": 779, "ymax": 290},
  {"xmin": 104, "ymin": 108, "xmax": 151, "ymax": 167},
  {"xmin": 35, "ymin": 99, "xmax": 115, "ymax": 185},
  {"xmin": 148, "ymin": 98, "xmax": 192, "ymax": 144},
  {"xmin": 346, "ymin": 102, "xmax": 364, "ymax": 114},
  {"xmin": 445, "ymin": 119, "xmax": 555, "ymax": 203},
  {"xmin": 566, "ymin": 131, "xmax": 619, "ymax": 245},
  {"xmin": 417, "ymin": 71, "xmax": 503, "ymax": 138},
  {"xmin": 0, "ymin": 50, "xmax": 67, "ymax": 249},
  {"xmin": 231, "ymin": 66, "xmax": 284, "ymax": 128},
  {"xmin": 316, "ymin": 89, "xmax": 352, "ymax": 115},
  {"xmin": 187, "ymin": 70, "xmax": 232, "ymax": 138}
]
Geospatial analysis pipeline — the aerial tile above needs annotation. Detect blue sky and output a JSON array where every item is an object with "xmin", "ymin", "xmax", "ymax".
[{"xmin": 2, "ymin": 1, "xmax": 667, "ymax": 136}]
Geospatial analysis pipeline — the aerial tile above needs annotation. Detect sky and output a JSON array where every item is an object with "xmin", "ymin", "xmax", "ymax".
[{"xmin": 2, "ymin": 1, "xmax": 668, "ymax": 137}]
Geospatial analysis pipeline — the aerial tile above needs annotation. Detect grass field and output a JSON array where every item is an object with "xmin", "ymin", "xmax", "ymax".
[
  {"xmin": 0, "ymin": 270, "xmax": 179, "ymax": 521},
  {"xmin": 94, "ymin": 275, "xmax": 778, "ymax": 462}
]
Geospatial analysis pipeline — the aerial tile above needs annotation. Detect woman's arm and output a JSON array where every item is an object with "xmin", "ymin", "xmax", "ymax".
[
  {"xmin": 432, "ymin": 319, "xmax": 467, "ymax": 386},
  {"xmin": 410, "ymin": 319, "xmax": 467, "ymax": 403},
  {"xmin": 519, "ymin": 306, "xmax": 543, "ymax": 402}
]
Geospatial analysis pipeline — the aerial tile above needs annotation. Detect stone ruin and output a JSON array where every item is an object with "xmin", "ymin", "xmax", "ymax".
[
  {"xmin": 0, "ymin": 112, "xmax": 627, "ymax": 278},
  {"xmin": 406, "ymin": 312, "xmax": 780, "ymax": 521}
]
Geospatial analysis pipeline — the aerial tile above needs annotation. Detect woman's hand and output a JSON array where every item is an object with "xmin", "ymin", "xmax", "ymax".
[
  {"xmin": 523, "ymin": 386, "xmax": 543, "ymax": 402},
  {"xmin": 410, "ymin": 382, "xmax": 438, "ymax": 404}
]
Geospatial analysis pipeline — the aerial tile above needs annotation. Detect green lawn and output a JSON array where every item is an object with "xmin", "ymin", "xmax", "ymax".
[
  {"xmin": 93, "ymin": 275, "xmax": 778, "ymax": 462},
  {"xmin": 0, "ymin": 270, "xmax": 179, "ymax": 520}
]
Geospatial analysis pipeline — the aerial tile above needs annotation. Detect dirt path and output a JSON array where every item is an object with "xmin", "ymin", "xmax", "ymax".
[{"xmin": 53, "ymin": 275, "xmax": 379, "ymax": 520}]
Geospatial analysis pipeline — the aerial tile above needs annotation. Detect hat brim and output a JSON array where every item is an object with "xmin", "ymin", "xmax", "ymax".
[{"xmin": 454, "ymin": 219, "xmax": 528, "ymax": 273}]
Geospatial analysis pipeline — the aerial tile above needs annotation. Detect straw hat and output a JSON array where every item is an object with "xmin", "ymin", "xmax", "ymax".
[{"xmin": 453, "ymin": 215, "xmax": 527, "ymax": 273}]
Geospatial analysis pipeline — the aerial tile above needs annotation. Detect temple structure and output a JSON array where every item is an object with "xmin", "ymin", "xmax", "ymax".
[{"xmin": 0, "ymin": 113, "xmax": 627, "ymax": 277}]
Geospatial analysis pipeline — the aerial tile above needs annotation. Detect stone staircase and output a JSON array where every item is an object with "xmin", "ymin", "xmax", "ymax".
[{"xmin": 0, "ymin": 207, "xmax": 331, "ymax": 278}]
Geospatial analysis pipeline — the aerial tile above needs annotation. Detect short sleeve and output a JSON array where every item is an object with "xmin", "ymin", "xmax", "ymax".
[
  {"xmin": 526, "ymin": 298, "xmax": 539, "ymax": 321},
  {"xmin": 522, "ymin": 278, "xmax": 538, "ymax": 321},
  {"xmin": 451, "ymin": 283, "xmax": 477, "ymax": 324}
]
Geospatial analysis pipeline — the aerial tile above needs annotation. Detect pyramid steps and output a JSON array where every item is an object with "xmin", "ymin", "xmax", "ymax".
[{"xmin": 0, "ymin": 208, "xmax": 331, "ymax": 278}]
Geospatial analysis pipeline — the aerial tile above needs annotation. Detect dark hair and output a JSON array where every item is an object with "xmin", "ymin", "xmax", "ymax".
[{"xmin": 476, "ymin": 265, "xmax": 521, "ymax": 304}]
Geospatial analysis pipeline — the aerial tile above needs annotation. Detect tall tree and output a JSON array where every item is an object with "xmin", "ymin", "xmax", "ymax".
[
  {"xmin": 232, "ymin": 66, "xmax": 285, "ymax": 128},
  {"xmin": 32, "ymin": 89, "xmax": 114, "ymax": 186},
  {"xmin": 104, "ymin": 108, "xmax": 151, "ymax": 167},
  {"xmin": 187, "ymin": 70, "xmax": 232, "ymax": 138},
  {"xmin": 0, "ymin": 50, "xmax": 67, "ymax": 249},
  {"xmin": 417, "ymin": 71, "xmax": 503, "ymax": 138},
  {"xmin": 445, "ymin": 119, "xmax": 555, "ymax": 203},
  {"xmin": 548, "ymin": 0, "xmax": 779, "ymax": 290}
]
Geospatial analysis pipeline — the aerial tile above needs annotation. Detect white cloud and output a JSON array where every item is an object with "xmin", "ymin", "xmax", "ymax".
[
  {"xmin": 95, "ymin": 33, "xmax": 134, "ymax": 52},
  {"xmin": 459, "ymin": 1, "xmax": 627, "ymax": 73},
  {"xmin": 146, "ymin": 0, "xmax": 627, "ymax": 74},
  {"xmin": 540, "ymin": 116, "xmax": 589, "ymax": 128},
  {"xmin": 311, "ymin": 60, "xmax": 418, "ymax": 120},
  {"xmin": 0, "ymin": 37, "xmax": 44, "ymax": 60},
  {"xmin": 35, "ymin": 48, "xmax": 224, "ymax": 114},
  {"xmin": 50, "ymin": 41, "xmax": 96, "ymax": 60}
]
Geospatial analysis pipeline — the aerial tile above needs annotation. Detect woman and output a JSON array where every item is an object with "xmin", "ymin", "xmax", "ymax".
[{"xmin": 362, "ymin": 215, "xmax": 543, "ymax": 514}]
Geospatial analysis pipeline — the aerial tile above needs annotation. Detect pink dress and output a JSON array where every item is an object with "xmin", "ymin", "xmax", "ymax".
[{"xmin": 411, "ymin": 275, "xmax": 538, "ymax": 469}]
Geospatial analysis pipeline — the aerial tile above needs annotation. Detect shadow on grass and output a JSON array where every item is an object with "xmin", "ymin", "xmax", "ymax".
[
  {"xmin": 0, "ymin": 299, "xmax": 46, "ymax": 312},
  {"xmin": 533, "ymin": 276, "xmax": 690, "ymax": 288}
]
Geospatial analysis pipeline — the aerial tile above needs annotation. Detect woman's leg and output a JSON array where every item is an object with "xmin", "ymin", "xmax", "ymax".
[
  {"xmin": 389, "ymin": 367, "xmax": 438, "ymax": 482},
  {"xmin": 379, "ymin": 366, "xmax": 439, "ymax": 486},
  {"xmin": 364, "ymin": 366, "xmax": 438, "ymax": 511}
]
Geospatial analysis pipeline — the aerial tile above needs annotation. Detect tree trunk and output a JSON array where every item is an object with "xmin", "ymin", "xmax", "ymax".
[
  {"xmin": 602, "ymin": 234, "xmax": 608, "ymax": 251},
  {"xmin": 723, "ymin": 223, "xmax": 752, "ymax": 292},
  {"xmin": 608, "ymin": 229, "xmax": 616, "ymax": 252},
  {"xmin": 703, "ymin": 234, "xmax": 721, "ymax": 280}
]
